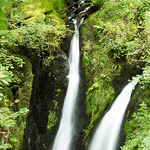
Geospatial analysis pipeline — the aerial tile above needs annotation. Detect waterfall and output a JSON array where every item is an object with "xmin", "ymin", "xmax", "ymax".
[
  {"xmin": 52, "ymin": 20, "xmax": 80, "ymax": 150},
  {"xmin": 89, "ymin": 77, "xmax": 139, "ymax": 150}
]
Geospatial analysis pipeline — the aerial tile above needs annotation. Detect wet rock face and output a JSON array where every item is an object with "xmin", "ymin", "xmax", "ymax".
[{"xmin": 23, "ymin": 50, "xmax": 69, "ymax": 150}]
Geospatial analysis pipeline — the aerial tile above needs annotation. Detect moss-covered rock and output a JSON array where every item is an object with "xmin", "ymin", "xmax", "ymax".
[
  {"xmin": 46, "ymin": 11, "xmax": 65, "ymax": 25},
  {"xmin": 21, "ymin": 0, "xmax": 53, "ymax": 19},
  {"xmin": 0, "ymin": 0, "xmax": 68, "ymax": 149},
  {"xmin": 14, "ymin": 57, "xmax": 33, "ymax": 109},
  {"xmin": 20, "ymin": 0, "xmax": 66, "ymax": 25},
  {"xmin": 80, "ymin": 11, "xmax": 99, "ymax": 45},
  {"xmin": 23, "ymin": 13, "xmax": 45, "ymax": 24},
  {"xmin": 80, "ymin": 11, "xmax": 116, "ymax": 147}
]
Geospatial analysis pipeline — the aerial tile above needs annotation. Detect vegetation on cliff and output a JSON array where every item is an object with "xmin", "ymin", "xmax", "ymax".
[{"xmin": 81, "ymin": 0, "xmax": 150, "ymax": 149}]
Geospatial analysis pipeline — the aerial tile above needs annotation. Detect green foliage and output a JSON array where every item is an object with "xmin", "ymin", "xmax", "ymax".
[
  {"xmin": 47, "ymin": 111, "xmax": 58, "ymax": 130},
  {"xmin": 47, "ymin": 99, "xmax": 59, "ymax": 130},
  {"xmin": 0, "ymin": 8, "xmax": 7, "ymax": 30},
  {"xmin": 0, "ymin": 59, "xmax": 30, "ymax": 149},
  {"xmin": 0, "ymin": 23, "xmax": 66, "ymax": 65},
  {"xmin": 0, "ymin": 143, "xmax": 12, "ymax": 149},
  {"xmin": 0, "ymin": 0, "xmax": 25, "ymax": 30},
  {"xmin": 0, "ymin": 107, "xmax": 28, "ymax": 126},
  {"xmin": 122, "ymin": 103, "xmax": 150, "ymax": 150},
  {"xmin": 81, "ymin": 11, "xmax": 116, "ymax": 146},
  {"xmin": 8, "ymin": 7, "xmax": 24, "ymax": 30},
  {"xmin": 0, "ymin": 65, "xmax": 12, "ymax": 87},
  {"xmin": 0, "ymin": 58, "xmax": 32, "ymax": 150},
  {"xmin": 141, "ymin": 66, "xmax": 150, "ymax": 87},
  {"xmin": 0, "ymin": 107, "xmax": 28, "ymax": 149},
  {"xmin": 93, "ymin": 0, "xmax": 150, "ymax": 64},
  {"xmin": 0, "ymin": 65, "xmax": 12, "ymax": 105},
  {"xmin": 0, "ymin": 48, "xmax": 25, "ymax": 84},
  {"xmin": 83, "ymin": 79, "xmax": 115, "ymax": 146},
  {"xmin": 0, "ymin": 107, "xmax": 19, "ymax": 128}
]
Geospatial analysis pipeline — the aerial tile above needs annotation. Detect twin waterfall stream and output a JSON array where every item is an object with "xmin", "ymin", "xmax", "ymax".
[
  {"xmin": 88, "ymin": 78, "xmax": 139, "ymax": 150},
  {"xmin": 52, "ymin": 6, "xmax": 139, "ymax": 150},
  {"xmin": 52, "ymin": 20, "xmax": 80, "ymax": 150}
]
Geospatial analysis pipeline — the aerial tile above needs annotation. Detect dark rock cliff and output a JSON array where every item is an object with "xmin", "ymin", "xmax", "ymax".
[{"xmin": 23, "ymin": 49, "xmax": 69, "ymax": 150}]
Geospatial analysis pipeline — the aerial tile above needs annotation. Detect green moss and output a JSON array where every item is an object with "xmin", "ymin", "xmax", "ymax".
[
  {"xmin": 80, "ymin": 10, "xmax": 117, "ymax": 147},
  {"xmin": 83, "ymin": 80, "xmax": 115, "ymax": 146},
  {"xmin": 20, "ymin": 0, "xmax": 66, "ymax": 25},
  {"xmin": 80, "ymin": 11, "xmax": 99, "ymax": 43},
  {"xmin": 23, "ymin": 12, "xmax": 45, "ymax": 24},
  {"xmin": 46, "ymin": 11, "xmax": 65, "ymax": 26},
  {"xmin": 15, "ymin": 57, "xmax": 33, "ymax": 109},
  {"xmin": 9, "ymin": 122, "xmax": 26, "ymax": 150},
  {"xmin": 127, "ymin": 24, "xmax": 137, "ymax": 41},
  {"xmin": 21, "ymin": 0, "xmax": 53, "ymax": 19}
]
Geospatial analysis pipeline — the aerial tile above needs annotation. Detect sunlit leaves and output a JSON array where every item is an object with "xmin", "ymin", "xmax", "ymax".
[
  {"xmin": 0, "ymin": 107, "xmax": 28, "ymax": 127},
  {"xmin": 0, "ymin": 107, "xmax": 28, "ymax": 148},
  {"xmin": 0, "ymin": 143, "xmax": 12, "ymax": 149},
  {"xmin": 0, "ymin": 65, "xmax": 11, "ymax": 86}
]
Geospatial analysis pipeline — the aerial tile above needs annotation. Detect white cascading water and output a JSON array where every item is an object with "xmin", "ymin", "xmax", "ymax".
[
  {"xmin": 89, "ymin": 77, "xmax": 139, "ymax": 150},
  {"xmin": 52, "ymin": 20, "xmax": 80, "ymax": 150}
]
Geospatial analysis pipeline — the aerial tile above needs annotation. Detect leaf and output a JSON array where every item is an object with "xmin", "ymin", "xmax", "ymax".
[{"xmin": 15, "ymin": 99, "xmax": 19, "ymax": 103}]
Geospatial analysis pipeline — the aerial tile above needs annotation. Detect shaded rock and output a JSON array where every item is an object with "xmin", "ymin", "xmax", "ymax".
[{"xmin": 23, "ymin": 50, "xmax": 69, "ymax": 150}]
